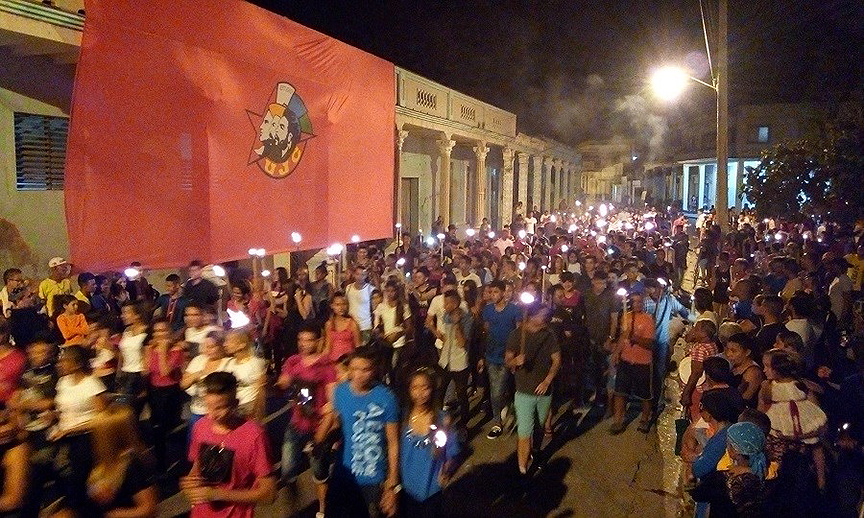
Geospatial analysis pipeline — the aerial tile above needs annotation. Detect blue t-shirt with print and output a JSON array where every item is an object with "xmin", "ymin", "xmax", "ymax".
[
  {"xmin": 334, "ymin": 381, "xmax": 399, "ymax": 486},
  {"xmin": 482, "ymin": 302, "xmax": 522, "ymax": 365}
]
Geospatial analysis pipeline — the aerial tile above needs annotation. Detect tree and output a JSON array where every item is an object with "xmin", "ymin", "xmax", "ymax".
[{"xmin": 744, "ymin": 118, "xmax": 864, "ymax": 226}]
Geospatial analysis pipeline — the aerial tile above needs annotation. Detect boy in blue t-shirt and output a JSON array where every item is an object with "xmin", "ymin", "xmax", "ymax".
[
  {"xmin": 316, "ymin": 347, "xmax": 400, "ymax": 517},
  {"xmin": 480, "ymin": 280, "xmax": 522, "ymax": 439}
]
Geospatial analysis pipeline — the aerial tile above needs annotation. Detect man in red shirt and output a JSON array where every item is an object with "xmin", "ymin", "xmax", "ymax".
[
  {"xmin": 610, "ymin": 292, "xmax": 656, "ymax": 434},
  {"xmin": 181, "ymin": 372, "xmax": 275, "ymax": 518}
]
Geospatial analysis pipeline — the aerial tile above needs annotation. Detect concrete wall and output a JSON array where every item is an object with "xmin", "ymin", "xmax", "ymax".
[{"xmin": 0, "ymin": 87, "xmax": 69, "ymax": 278}]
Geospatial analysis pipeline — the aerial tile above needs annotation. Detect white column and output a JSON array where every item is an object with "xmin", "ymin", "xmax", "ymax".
[
  {"xmin": 501, "ymin": 146, "xmax": 515, "ymax": 226},
  {"xmin": 437, "ymin": 137, "xmax": 456, "ymax": 226},
  {"xmin": 517, "ymin": 151, "xmax": 529, "ymax": 212},
  {"xmin": 396, "ymin": 129, "xmax": 408, "ymax": 228},
  {"xmin": 531, "ymin": 155, "xmax": 543, "ymax": 213},
  {"xmin": 473, "ymin": 142, "xmax": 489, "ymax": 226},
  {"xmin": 543, "ymin": 156, "xmax": 553, "ymax": 211},
  {"xmin": 682, "ymin": 166, "xmax": 690, "ymax": 211},
  {"xmin": 698, "ymin": 164, "xmax": 706, "ymax": 210}
]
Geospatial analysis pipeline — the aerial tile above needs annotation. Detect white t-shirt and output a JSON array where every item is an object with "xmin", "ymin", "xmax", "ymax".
[
  {"xmin": 454, "ymin": 271, "xmax": 483, "ymax": 296},
  {"xmin": 225, "ymin": 355, "xmax": 267, "ymax": 407},
  {"xmin": 185, "ymin": 325, "xmax": 221, "ymax": 346},
  {"xmin": 427, "ymin": 294, "xmax": 468, "ymax": 350},
  {"xmin": 829, "ymin": 274, "xmax": 853, "ymax": 324},
  {"xmin": 373, "ymin": 302, "xmax": 412, "ymax": 348},
  {"xmin": 184, "ymin": 354, "xmax": 230, "ymax": 415},
  {"xmin": 493, "ymin": 238, "xmax": 514, "ymax": 256},
  {"xmin": 346, "ymin": 283, "xmax": 374, "ymax": 331},
  {"xmin": 438, "ymin": 309, "xmax": 470, "ymax": 372},
  {"xmin": 524, "ymin": 217, "xmax": 537, "ymax": 234},
  {"xmin": 0, "ymin": 287, "xmax": 10, "ymax": 318},
  {"xmin": 55, "ymin": 375, "xmax": 106, "ymax": 432},
  {"xmin": 118, "ymin": 330, "xmax": 147, "ymax": 373}
]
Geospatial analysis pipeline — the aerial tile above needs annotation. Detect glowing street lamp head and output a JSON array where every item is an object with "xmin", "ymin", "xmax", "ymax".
[
  {"xmin": 395, "ymin": 222, "xmax": 402, "ymax": 229},
  {"xmin": 211, "ymin": 265, "xmax": 226, "ymax": 278},
  {"xmin": 124, "ymin": 267, "xmax": 141, "ymax": 280},
  {"xmin": 248, "ymin": 248, "xmax": 257, "ymax": 256},
  {"xmin": 518, "ymin": 229, "xmax": 527, "ymax": 239},
  {"xmin": 351, "ymin": 235, "xmax": 361, "ymax": 243},
  {"xmin": 436, "ymin": 233, "xmax": 445, "ymax": 240},
  {"xmin": 261, "ymin": 269, "xmax": 271, "ymax": 278},
  {"xmin": 426, "ymin": 237, "xmax": 436, "ymax": 247},
  {"xmin": 327, "ymin": 243, "xmax": 344, "ymax": 256},
  {"xmin": 465, "ymin": 228, "xmax": 476, "ymax": 237},
  {"xmin": 651, "ymin": 66, "xmax": 690, "ymax": 101},
  {"xmin": 290, "ymin": 232, "xmax": 302, "ymax": 244},
  {"xmin": 519, "ymin": 292, "xmax": 535, "ymax": 305}
]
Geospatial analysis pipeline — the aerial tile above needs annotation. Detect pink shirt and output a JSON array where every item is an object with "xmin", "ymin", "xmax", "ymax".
[
  {"xmin": 619, "ymin": 312, "xmax": 656, "ymax": 366},
  {"xmin": 0, "ymin": 349, "xmax": 26, "ymax": 403},
  {"xmin": 328, "ymin": 326, "xmax": 355, "ymax": 362},
  {"xmin": 147, "ymin": 347, "xmax": 185, "ymax": 387},
  {"xmin": 280, "ymin": 354, "xmax": 336, "ymax": 433},
  {"xmin": 189, "ymin": 416, "xmax": 273, "ymax": 518}
]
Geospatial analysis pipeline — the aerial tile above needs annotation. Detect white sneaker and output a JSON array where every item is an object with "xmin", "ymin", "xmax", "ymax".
[{"xmin": 316, "ymin": 512, "xmax": 325, "ymax": 518}]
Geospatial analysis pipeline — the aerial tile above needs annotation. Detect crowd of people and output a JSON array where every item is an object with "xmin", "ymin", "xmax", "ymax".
[{"xmin": 0, "ymin": 202, "xmax": 861, "ymax": 517}]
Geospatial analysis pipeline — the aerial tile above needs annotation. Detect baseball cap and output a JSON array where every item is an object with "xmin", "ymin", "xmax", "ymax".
[{"xmin": 48, "ymin": 257, "xmax": 68, "ymax": 268}]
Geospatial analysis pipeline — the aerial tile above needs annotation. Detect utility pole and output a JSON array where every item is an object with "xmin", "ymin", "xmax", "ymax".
[{"xmin": 716, "ymin": 0, "xmax": 730, "ymax": 231}]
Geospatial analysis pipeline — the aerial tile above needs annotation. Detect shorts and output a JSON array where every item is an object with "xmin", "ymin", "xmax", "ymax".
[
  {"xmin": 614, "ymin": 361, "xmax": 652, "ymax": 401},
  {"xmin": 513, "ymin": 391, "xmax": 552, "ymax": 439}
]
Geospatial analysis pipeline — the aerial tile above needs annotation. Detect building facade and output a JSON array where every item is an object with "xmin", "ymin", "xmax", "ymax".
[{"xmin": 0, "ymin": 0, "xmax": 580, "ymax": 276}]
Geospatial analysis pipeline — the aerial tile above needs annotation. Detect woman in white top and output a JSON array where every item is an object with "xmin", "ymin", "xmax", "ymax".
[
  {"xmin": 52, "ymin": 345, "xmax": 107, "ymax": 514},
  {"xmin": 117, "ymin": 303, "xmax": 148, "ymax": 417},
  {"xmin": 374, "ymin": 279, "xmax": 412, "ymax": 369},
  {"xmin": 224, "ymin": 330, "xmax": 266, "ymax": 420},
  {"xmin": 180, "ymin": 331, "xmax": 229, "ymax": 436}
]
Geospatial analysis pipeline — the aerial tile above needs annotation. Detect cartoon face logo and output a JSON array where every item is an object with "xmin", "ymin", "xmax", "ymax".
[{"xmin": 247, "ymin": 83, "xmax": 314, "ymax": 179}]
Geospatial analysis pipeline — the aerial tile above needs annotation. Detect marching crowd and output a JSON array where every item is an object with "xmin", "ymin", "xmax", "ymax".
[{"xmin": 0, "ymin": 202, "xmax": 862, "ymax": 517}]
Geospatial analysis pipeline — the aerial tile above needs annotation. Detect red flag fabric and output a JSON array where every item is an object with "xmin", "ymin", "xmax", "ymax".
[{"xmin": 65, "ymin": 0, "xmax": 394, "ymax": 270}]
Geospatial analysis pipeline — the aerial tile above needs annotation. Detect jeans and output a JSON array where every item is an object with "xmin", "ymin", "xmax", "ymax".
[
  {"xmin": 149, "ymin": 384, "xmax": 183, "ymax": 471},
  {"xmin": 583, "ymin": 338, "xmax": 607, "ymax": 397},
  {"xmin": 282, "ymin": 424, "xmax": 312, "ymax": 480},
  {"xmin": 486, "ymin": 362, "xmax": 509, "ymax": 425},
  {"xmin": 438, "ymin": 368, "xmax": 470, "ymax": 428}
]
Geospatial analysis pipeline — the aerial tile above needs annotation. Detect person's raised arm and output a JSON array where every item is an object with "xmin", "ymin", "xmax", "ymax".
[{"xmin": 681, "ymin": 359, "xmax": 703, "ymax": 408}]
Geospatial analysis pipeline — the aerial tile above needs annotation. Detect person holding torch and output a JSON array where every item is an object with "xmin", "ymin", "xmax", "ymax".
[{"xmin": 505, "ymin": 297, "xmax": 560, "ymax": 474}]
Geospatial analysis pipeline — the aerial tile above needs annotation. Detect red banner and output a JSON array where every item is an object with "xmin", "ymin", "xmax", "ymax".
[{"xmin": 65, "ymin": 0, "xmax": 394, "ymax": 270}]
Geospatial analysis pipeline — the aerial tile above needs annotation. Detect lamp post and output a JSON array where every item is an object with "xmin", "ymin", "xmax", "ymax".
[{"xmin": 650, "ymin": 0, "xmax": 728, "ymax": 231}]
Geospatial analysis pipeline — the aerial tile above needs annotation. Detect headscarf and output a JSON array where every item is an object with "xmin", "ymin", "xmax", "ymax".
[{"xmin": 726, "ymin": 421, "xmax": 767, "ymax": 480}]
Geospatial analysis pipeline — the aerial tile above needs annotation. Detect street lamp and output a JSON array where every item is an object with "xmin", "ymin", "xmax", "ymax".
[{"xmin": 649, "ymin": 0, "xmax": 729, "ymax": 230}]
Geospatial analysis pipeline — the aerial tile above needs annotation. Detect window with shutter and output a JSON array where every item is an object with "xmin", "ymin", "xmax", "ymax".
[{"xmin": 14, "ymin": 113, "xmax": 68, "ymax": 191}]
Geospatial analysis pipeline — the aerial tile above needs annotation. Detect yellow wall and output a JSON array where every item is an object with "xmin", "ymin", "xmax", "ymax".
[{"xmin": 0, "ymin": 87, "xmax": 69, "ymax": 279}]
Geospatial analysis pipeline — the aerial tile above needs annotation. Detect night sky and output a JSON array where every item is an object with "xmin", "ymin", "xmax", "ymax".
[{"xmin": 250, "ymin": 0, "xmax": 861, "ymax": 147}]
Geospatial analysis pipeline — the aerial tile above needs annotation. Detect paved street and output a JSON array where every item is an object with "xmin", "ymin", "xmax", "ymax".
[{"xmin": 158, "ymin": 384, "xmax": 687, "ymax": 518}]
